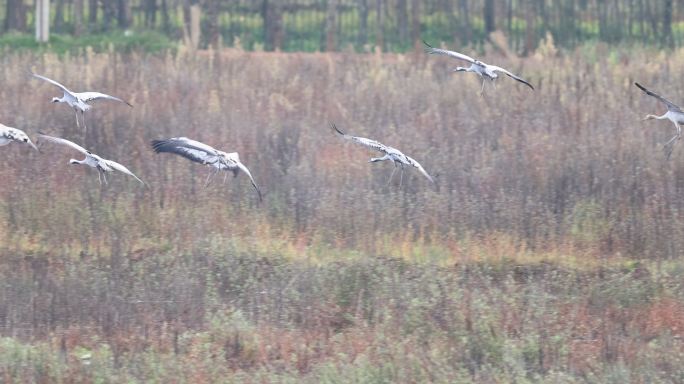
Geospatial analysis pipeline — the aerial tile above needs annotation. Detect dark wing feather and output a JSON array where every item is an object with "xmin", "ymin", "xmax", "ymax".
[
  {"xmin": 422, "ymin": 40, "xmax": 477, "ymax": 63},
  {"xmin": 635, "ymin": 82, "xmax": 682, "ymax": 112},
  {"xmin": 489, "ymin": 65, "xmax": 534, "ymax": 90},
  {"xmin": 330, "ymin": 122, "xmax": 389, "ymax": 154},
  {"xmin": 151, "ymin": 137, "xmax": 221, "ymax": 165}
]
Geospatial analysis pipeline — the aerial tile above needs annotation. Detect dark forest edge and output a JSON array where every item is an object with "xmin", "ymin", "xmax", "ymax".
[{"xmin": 3, "ymin": 0, "xmax": 684, "ymax": 53}]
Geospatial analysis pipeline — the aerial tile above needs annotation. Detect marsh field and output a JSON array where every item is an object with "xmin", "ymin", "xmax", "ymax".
[{"xmin": 2, "ymin": 42, "xmax": 684, "ymax": 382}]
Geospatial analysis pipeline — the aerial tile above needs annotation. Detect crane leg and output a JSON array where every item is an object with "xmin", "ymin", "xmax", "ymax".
[
  {"xmin": 205, "ymin": 168, "xmax": 219, "ymax": 187},
  {"xmin": 664, "ymin": 134, "xmax": 679, "ymax": 147},
  {"xmin": 73, "ymin": 108, "xmax": 81, "ymax": 130},
  {"xmin": 480, "ymin": 79, "xmax": 486, "ymax": 96},
  {"xmin": 665, "ymin": 138, "xmax": 681, "ymax": 160},
  {"xmin": 82, "ymin": 111, "xmax": 87, "ymax": 140},
  {"xmin": 102, "ymin": 172, "xmax": 108, "ymax": 185},
  {"xmin": 97, "ymin": 172, "xmax": 102, "ymax": 185},
  {"xmin": 223, "ymin": 171, "xmax": 228, "ymax": 184},
  {"xmin": 399, "ymin": 165, "xmax": 405, "ymax": 187},
  {"xmin": 664, "ymin": 123, "xmax": 682, "ymax": 160},
  {"xmin": 386, "ymin": 166, "xmax": 397, "ymax": 186}
]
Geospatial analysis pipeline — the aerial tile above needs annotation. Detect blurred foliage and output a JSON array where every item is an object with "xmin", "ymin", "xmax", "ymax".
[
  {"xmin": 3, "ymin": 0, "xmax": 684, "ymax": 53},
  {"xmin": 0, "ymin": 30, "xmax": 175, "ymax": 54}
]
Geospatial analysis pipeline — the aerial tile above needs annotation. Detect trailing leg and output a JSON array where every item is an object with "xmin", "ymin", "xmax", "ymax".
[
  {"xmin": 205, "ymin": 168, "xmax": 219, "ymax": 187},
  {"xmin": 399, "ymin": 164, "xmax": 405, "ymax": 187}
]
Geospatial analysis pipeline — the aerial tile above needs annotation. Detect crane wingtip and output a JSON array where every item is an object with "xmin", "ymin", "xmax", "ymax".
[
  {"xmin": 330, "ymin": 122, "xmax": 344, "ymax": 136},
  {"xmin": 150, "ymin": 139, "xmax": 165, "ymax": 153}
]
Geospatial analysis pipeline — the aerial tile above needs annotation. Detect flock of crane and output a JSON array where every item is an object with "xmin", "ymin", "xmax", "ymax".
[{"xmin": 2, "ymin": 41, "xmax": 684, "ymax": 203}]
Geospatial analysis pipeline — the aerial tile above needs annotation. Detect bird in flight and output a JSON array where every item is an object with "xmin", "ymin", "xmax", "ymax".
[
  {"xmin": 423, "ymin": 40, "xmax": 534, "ymax": 94},
  {"xmin": 0, "ymin": 124, "xmax": 38, "ymax": 151},
  {"xmin": 331, "ymin": 123, "xmax": 434, "ymax": 186},
  {"xmin": 38, "ymin": 133, "xmax": 144, "ymax": 185},
  {"xmin": 151, "ymin": 137, "xmax": 262, "ymax": 202},
  {"xmin": 31, "ymin": 73, "xmax": 132, "ymax": 138},
  {"xmin": 635, "ymin": 82, "xmax": 684, "ymax": 159}
]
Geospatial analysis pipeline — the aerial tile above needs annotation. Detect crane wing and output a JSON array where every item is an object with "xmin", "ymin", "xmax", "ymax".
[
  {"xmin": 634, "ymin": 82, "xmax": 682, "ymax": 112},
  {"xmin": 489, "ymin": 65, "xmax": 534, "ymax": 90},
  {"xmin": 151, "ymin": 137, "xmax": 222, "ymax": 165},
  {"xmin": 32, "ymin": 73, "xmax": 72, "ymax": 94},
  {"xmin": 406, "ymin": 155, "xmax": 435, "ymax": 183},
  {"xmin": 0, "ymin": 125, "xmax": 38, "ymax": 151},
  {"xmin": 330, "ymin": 123, "xmax": 389, "ymax": 154},
  {"xmin": 423, "ymin": 41, "xmax": 476, "ymax": 64},
  {"xmin": 231, "ymin": 156, "xmax": 262, "ymax": 202},
  {"xmin": 103, "ymin": 159, "xmax": 145, "ymax": 184},
  {"xmin": 75, "ymin": 92, "xmax": 133, "ymax": 107},
  {"xmin": 38, "ymin": 133, "xmax": 88, "ymax": 155}
]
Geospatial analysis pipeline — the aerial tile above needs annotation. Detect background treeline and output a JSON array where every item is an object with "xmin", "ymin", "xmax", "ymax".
[{"xmin": 3, "ymin": 0, "xmax": 684, "ymax": 52}]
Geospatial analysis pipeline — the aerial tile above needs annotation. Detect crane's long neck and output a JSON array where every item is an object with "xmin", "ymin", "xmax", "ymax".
[
  {"xmin": 369, "ymin": 154, "xmax": 391, "ymax": 163},
  {"xmin": 645, "ymin": 113, "xmax": 668, "ymax": 121},
  {"xmin": 69, "ymin": 158, "xmax": 86, "ymax": 165}
]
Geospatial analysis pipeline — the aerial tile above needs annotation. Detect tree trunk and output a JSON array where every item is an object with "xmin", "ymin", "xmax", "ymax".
[
  {"xmin": 524, "ymin": 0, "xmax": 537, "ymax": 54},
  {"xmin": 410, "ymin": 0, "xmax": 420, "ymax": 50},
  {"xmin": 375, "ymin": 0, "xmax": 384, "ymax": 50},
  {"xmin": 397, "ymin": 0, "xmax": 408, "ymax": 43},
  {"xmin": 103, "ymin": 0, "xmax": 117, "ymax": 31},
  {"xmin": 358, "ymin": 0, "xmax": 369, "ymax": 47},
  {"xmin": 54, "ymin": 0, "xmax": 66, "ymax": 33},
  {"xmin": 484, "ymin": 0, "xmax": 495, "ymax": 33},
  {"xmin": 183, "ymin": 3, "xmax": 201, "ymax": 49},
  {"xmin": 4, "ymin": 0, "xmax": 27, "ymax": 32},
  {"xmin": 663, "ymin": 0, "xmax": 673, "ymax": 48},
  {"xmin": 441, "ymin": 0, "xmax": 458, "ymax": 45},
  {"xmin": 537, "ymin": 0, "xmax": 547, "ymax": 36},
  {"xmin": 35, "ymin": 0, "xmax": 50, "ymax": 42},
  {"xmin": 118, "ymin": 0, "xmax": 131, "ymax": 29},
  {"xmin": 645, "ymin": 0, "xmax": 657, "ymax": 40},
  {"xmin": 627, "ymin": 0, "xmax": 634, "ymax": 39},
  {"xmin": 182, "ymin": 0, "xmax": 201, "ymax": 48},
  {"xmin": 325, "ymin": 0, "xmax": 338, "ymax": 51},
  {"xmin": 74, "ymin": 0, "xmax": 84, "ymax": 36},
  {"xmin": 161, "ymin": 0, "xmax": 170, "ymax": 33},
  {"xmin": 204, "ymin": 0, "xmax": 220, "ymax": 48},
  {"xmin": 144, "ymin": 0, "xmax": 157, "ymax": 28},
  {"xmin": 506, "ymin": 0, "xmax": 513, "ymax": 36},
  {"xmin": 89, "ymin": 0, "xmax": 98, "ymax": 27},
  {"xmin": 560, "ymin": 0, "xmax": 575, "ymax": 47},
  {"xmin": 262, "ymin": 0, "xmax": 283, "ymax": 51},
  {"xmin": 459, "ymin": 0, "xmax": 471, "ymax": 44},
  {"xmin": 598, "ymin": 1, "xmax": 607, "ymax": 41}
]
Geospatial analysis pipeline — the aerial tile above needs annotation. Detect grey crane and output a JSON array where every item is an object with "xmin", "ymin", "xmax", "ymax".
[
  {"xmin": 331, "ymin": 123, "xmax": 434, "ymax": 186},
  {"xmin": 151, "ymin": 137, "xmax": 262, "ymax": 202},
  {"xmin": 635, "ymin": 82, "xmax": 684, "ymax": 159},
  {"xmin": 38, "ymin": 133, "xmax": 144, "ymax": 185},
  {"xmin": 0, "ymin": 124, "xmax": 38, "ymax": 151},
  {"xmin": 423, "ymin": 40, "xmax": 534, "ymax": 94},
  {"xmin": 32, "ymin": 73, "xmax": 132, "ymax": 137}
]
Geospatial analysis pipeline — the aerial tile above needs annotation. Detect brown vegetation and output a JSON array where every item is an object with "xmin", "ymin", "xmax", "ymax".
[{"xmin": 1, "ymin": 45, "xmax": 684, "ymax": 381}]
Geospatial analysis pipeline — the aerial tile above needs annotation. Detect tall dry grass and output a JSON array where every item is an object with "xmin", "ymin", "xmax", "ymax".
[
  {"xmin": 1, "ymin": 44, "xmax": 684, "ymax": 381},
  {"xmin": 1, "ymin": 45, "xmax": 684, "ymax": 261}
]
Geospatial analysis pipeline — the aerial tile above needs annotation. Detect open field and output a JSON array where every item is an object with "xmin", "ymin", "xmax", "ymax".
[{"xmin": 2, "ymin": 43, "xmax": 684, "ymax": 382}]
